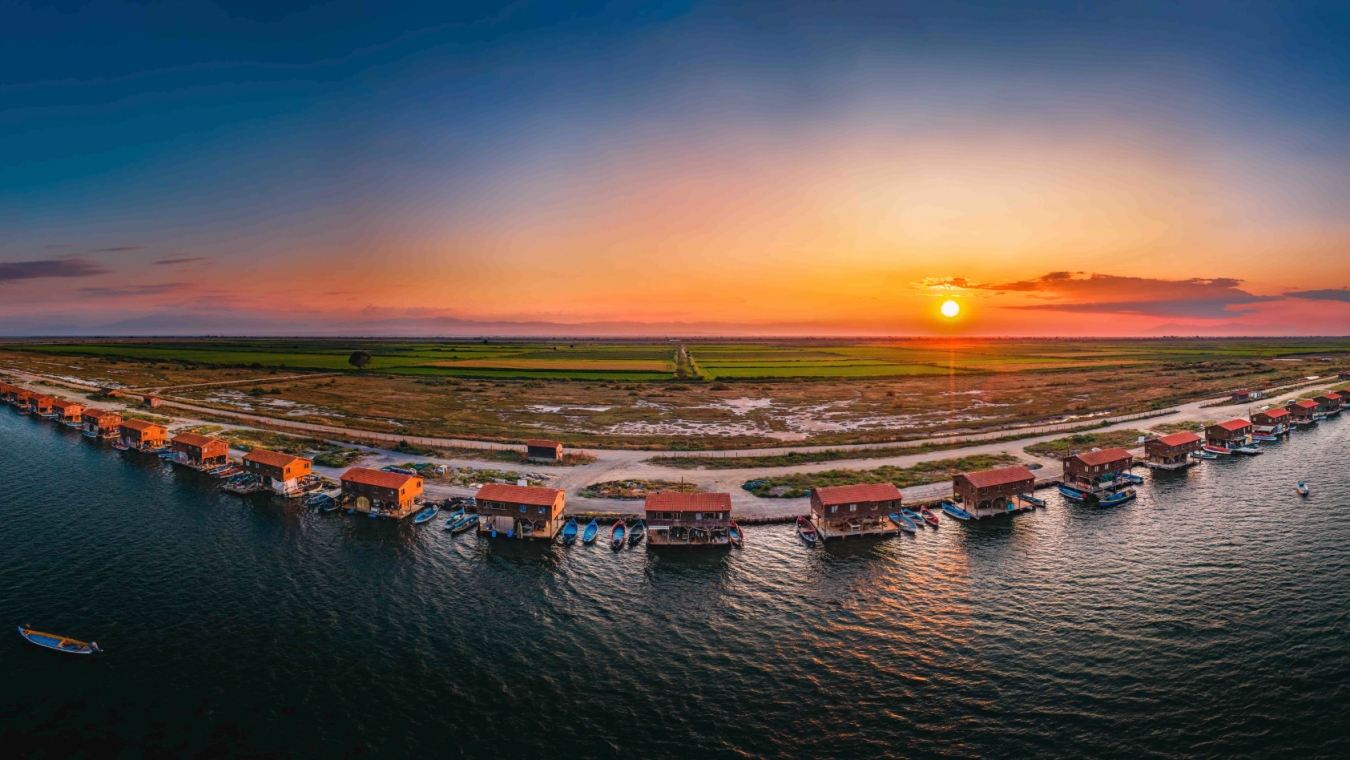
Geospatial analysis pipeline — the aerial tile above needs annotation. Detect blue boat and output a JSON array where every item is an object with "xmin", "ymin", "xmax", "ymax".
[
  {"xmin": 1019, "ymin": 492, "xmax": 1046, "ymax": 507},
  {"xmin": 413, "ymin": 505, "xmax": 440, "ymax": 524},
  {"xmin": 940, "ymin": 501, "xmax": 973, "ymax": 521},
  {"xmin": 628, "ymin": 519, "xmax": 645, "ymax": 546},
  {"xmin": 1120, "ymin": 472, "xmax": 1145, "ymax": 485},
  {"xmin": 890, "ymin": 512, "xmax": 917, "ymax": 533},
  {"xmin": 18, "ymin": 625, "xmax": 100, "ymax": 655},
  {"xmin": 1252, "ymin": 433, "xmax": 1278, "ymax": 442},
  {"xmin": 449, "ymin": 513, "xmax": 477, "ymax": 534},
  {"xmin": 1097, "ymin": 488, "xmax": 1136, "ymax": 507},
  {"xmin": 1058, "ymin": 484, "xmax": 1087, "ymax": 501},
  {"xmin": 900, "ymin": 508, "xmax": 923, "ymax": 524},
  {"xmin": 442, "ymin": 508, "xmax": 466, "ymax": 530},
  {"xmin": 561, "ymin": 518, "xmax": 578, "ymax": 544},
  {"xmin": 582, "ymin": 519, "xmax": 599, "ymax": 544},
  {"xmin": 610, "ymin": 520, "xmax": 626, "ymax": 549},
  {"xmin": 1191, "ymin": 450, "xmax": 1218, "ymax": 460}
]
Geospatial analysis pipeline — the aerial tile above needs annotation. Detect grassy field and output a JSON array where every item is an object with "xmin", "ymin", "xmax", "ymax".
[
  {"xmin": 578, "ymin": 480, "xmax": 702, "ymax": 499},
  {"xmin": 1023, "ymin": 429, "xmax": 1150, "ymax": 458},
  {"xmin": 742, "ymin": 454, "xmax": 1020, "ymax": 497},
  {"xmin": 4, "ymin": 337, "xmax": 1348, "ymax": 449}
]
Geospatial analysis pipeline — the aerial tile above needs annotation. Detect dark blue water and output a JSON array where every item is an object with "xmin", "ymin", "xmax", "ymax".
[{"xmin": 2, "ymin": 409, "xmax": 1348, "ymax": 758}]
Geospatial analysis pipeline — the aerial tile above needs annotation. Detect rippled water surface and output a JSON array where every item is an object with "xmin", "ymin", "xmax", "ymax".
[{"xmin": 2, "ymin": 409, "xmax": 1349, "ymax": 758}]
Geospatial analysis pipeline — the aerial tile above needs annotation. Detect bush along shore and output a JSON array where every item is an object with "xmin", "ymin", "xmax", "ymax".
[{"xmin": 741, "ymin": 454, "xmax": 1020, "ymax": 498}]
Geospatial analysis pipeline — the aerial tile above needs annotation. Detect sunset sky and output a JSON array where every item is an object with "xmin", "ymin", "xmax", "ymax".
[{"xmin": 2, "ymin": 0, "xmax": 1348, "ymax": 336}]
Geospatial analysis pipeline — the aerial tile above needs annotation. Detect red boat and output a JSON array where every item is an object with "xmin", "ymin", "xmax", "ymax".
[
  {"xmin": 796, "ymin": 516, "xmax": 818, "ymax": 544},
  {"xmin": 728, "ymin": 520, "xmax": 744, "ymax": 548},
  {"xmin": 1202, "ymin": 444, "xmax": 1232, "ymax": 456},
  {"xmin": 919, "ymin": 506, "xmax": 940, "ymax": 527}
]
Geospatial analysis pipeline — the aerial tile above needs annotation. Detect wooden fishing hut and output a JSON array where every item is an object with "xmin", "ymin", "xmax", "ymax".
[
  {"xmin": 51, "ymin": 399, "xmax": 85, "ymax": 424},
  {"xmin": 1251, "ymin": 408, "xmax": 1290, "ymax": 435},
  {"xmin": 525, "ymin": 439, "xmax": 564, "ymax": 462},
  {"xmin": 81, "ymin": 408, "xmax": 122, "ymax": 438},
  {"xmin": 243, "ymin": 449, "xmax": 313, "ymax": 497},
  {"xmin": 644, "ymin": 492, "xmax": 732, "ymax": 546},
  {"xmin": 1144, "ymin": 432, "xmax": 1201, "ymax": 469},
  {"xmin": 1205, "ymin": 419, "xmax": 1252, "ymax": 448},
  {"xmin": 1314, "ymin": 394, "xmax": 1343, "ymax": 415},
  {"xmin": 809, "ymin": 483, "xmax": 902, "ymax": 540},
  {"xmin": 340, "ymin": 467, "xmax": 424, "ymax": 519},
  {"xmin": 170, "ymin": 432, "xmax": 229, "ymax": 469},
  {"xmin": 1286, "ymin": 399, "xmax": 1319, "ymax": 425},
  {"xmin": 29, "ymin": 395, "xmax": 55, "ymax": 417},
  {"xmin": 475, "ymin": 483, "xmax": 565, "ymax": 539},
  {"xmin": 120, "ymin": 419, "xmax": 168, "ymax": 450},
  {"xmin": 1061, "ymin": 448, "xmax": 1134, "ymax": 495},
  {"xmin": 953, "ymin": 465, "xmax": 1038, "ymax": 517}
]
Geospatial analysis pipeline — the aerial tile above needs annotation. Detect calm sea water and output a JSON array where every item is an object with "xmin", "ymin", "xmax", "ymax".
[{"xmin": 2, "ymin": 409, "xmax": 1348, "ymax": 758}]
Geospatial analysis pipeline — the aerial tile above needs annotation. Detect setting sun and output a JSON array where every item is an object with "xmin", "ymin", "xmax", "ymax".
[{"xmin": 940, "ymin": 300, "xmax": 961, "ymax": 318}]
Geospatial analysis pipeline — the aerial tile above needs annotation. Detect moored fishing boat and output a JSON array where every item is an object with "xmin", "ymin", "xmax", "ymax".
[
  {"xmin": 561, "ymin": 518, "xmax": 578, "ymax": 544},
  {"xmin": 1233, "ymin": 445, "xmax": 1262, "ymax": 455},
  {"xmin": 610, "ymin": 519, "xmax": 626, "ymax": 549},
  {"xmin": 796, "ymin": 516, "xmax": 818, "ymax": 544},
  {"xmin": 919, "ymin": 506, "xmax": 940, "ymax": 526},
  {"xmin": 1202, "ymin": 444, "xmax": 1232, "ymax": 456},
  {"xmin": 582, "ymin": 519, "xmax": 599, "ymax": 544},
  {"xmin": 1097, "ymin": 488, "xmax": 1137, "ymax": 507},
  {"xmin": 413, "ymin": 505, "xmax": 440, "ymax": 524},
  {"xmin": 940, "ymin": 501, "xmax": 973, "ymax": 520},
  {"xmin": 111, "ymin": 441, "xmax": 129, "ymax": 451},
  {"xmin": 18, "ymin": 625, "xmax": 100, "ymax": 655},
  {"xmin": 1191, "ymin": 450, "xmax": 1218, "ymax": 460},
  {"xmin": 900, "ymin": 507, "xmax": 923, "ymax": 524},
  {"xmin": 889, "ymin": 512, "xmax": 917, "ymax": 533},
  {"xmin": 728, "ymin": 520, "xmax": 743, "ymax": 548},
  {"xmin": 1296, "ymin": 481, "xmax": 1309, "ymax": 496},
  {"xmin": 1252, "ymin": 433, "xmax": 1278, "ymax": 442},
  {"xmin": 1120, "ymin": 472, "xmax": 1145, "ymax": 485},
  {"xmin": 628, "ymin": 519, "xmax": 645, "ymax": 546},
  {"xmin": 1018, "ymin": 492, "xmax": 1046, "ymax": 507},
  {"xmin": 1057, "ymin": 484, "xmax": 1087, "ymax": 501}
]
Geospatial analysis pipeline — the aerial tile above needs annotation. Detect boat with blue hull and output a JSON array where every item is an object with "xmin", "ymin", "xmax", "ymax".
[
  {"xmin": 1098, "ymin": 488, "xmax": 1137, "ymax": 507},
  {"xmin": 581, "ymin": 519, "xmax": 599, "ymax": 545},
  {"xmin": 940, "ymin": 502, "xmax": 973, "ymax": 521},
  {"xmin": 890, "ymin": 513, "xmax": 918, "ymax": 533},
  {"xmin": 18, "ymin": 625, "xmax": 100, "ymax": 655},
  {"xmin": 1058, "ymin": 484, "xmax": 1088, "ymax": 501},
  {"xmin": 413, "ymin": 505, "xmax": 440, "ymax": 524},
  {"xmin": 1018, "ymin": 492, "xmax": 1046, "ymax": 507},
  {"xmin": 561, "ymin": 518, "xmax": 578, "ymax": 545},
  {"xmin": 610, "ymin": 520, "xmax": 626, "ymax": 550}
]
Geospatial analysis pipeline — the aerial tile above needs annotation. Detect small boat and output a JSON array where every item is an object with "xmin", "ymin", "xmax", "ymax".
[
  {"xmin": 1057, "ymin": 485, "xmax": 1087, "ymax": 501},
  {"xmin": 18, "ymin": 625, "xmax": 100, "ymax": 655},
  {"xmin": 1097, "ymin": 488, "xmax": 1137, "ymax": 507},
  {"xmin": 1233, "ymin": 446, "xmax": 1262, "ymax": 456},
  {"xmin": 441, "ymin": 508, "xmax": 466, "ymax": 529},
  {"xmin": 1296, "ymin": 481, "xmax": 1309, "ymax": 496},
  {"xmin": 413, "ymin": 505, "xmax": 440, "ymax": 524},
  {"xmin": 610, "ymin": 520, "xmax": 626, "ymax": 549},
  {"xmin": 796, "ymin": 516, "xmax": 818, "ymax": 544},
  {"xmin": 450, "ymin": 513, "xmax": 477, "ymax": 534},
  {"xmin": 940, "ymin": 501, "xmax": 973, "ymax": 521},
  {"xmin": 319, "ymin": 499, "xmax": 341, "ymax": 514},
  {"xmin": 111, "ymin": 441, "xmax": 129, "ymax": 451},
  {"xmin": 919, "ymin": 506, "xmax": 940, "ymax": 526},
  {"xmin": 890, "ymin": 512, "xmax": 918, "ymax": 533},
  {"xmin": 582, "ymin": 519, "xmax": 599, "ymax": 544},
  {"xmin": 1018, "ymin": 492, "xmax": 1046, "ymax": 507},
  {"xmin": 1252, "ymin": 433, "xmax": 1279, "ymax": 442},
  {"xmin": 1191, "ymin": 450, "xmax": 1218, "ymax": 460},
  {"xmin": 561, "ymin": 518, "xmax": 579, "ymax": 544},
  {"xmin": 1202, "ymin": 444, "xmax": 1232, "ymax": 456},
  {"xmin": 1120, "ymin": 472, "xmax": 1145, "ymax": 485},
  {"xmin": 628, "ymin": 519, "xmax": 645, "ymax": 546},
  {"xmin": 900, "ymin": 508, "xmax": 923, "ymax": 524},
  {"xmin": 728, "ymin": 520, "xmax": 744, "ymax": 548}
]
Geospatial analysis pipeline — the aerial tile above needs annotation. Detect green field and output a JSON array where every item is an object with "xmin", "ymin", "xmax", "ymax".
[{"xmin": 14, "ymin": 337, "xmax": 1350, "ymax": 383}]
